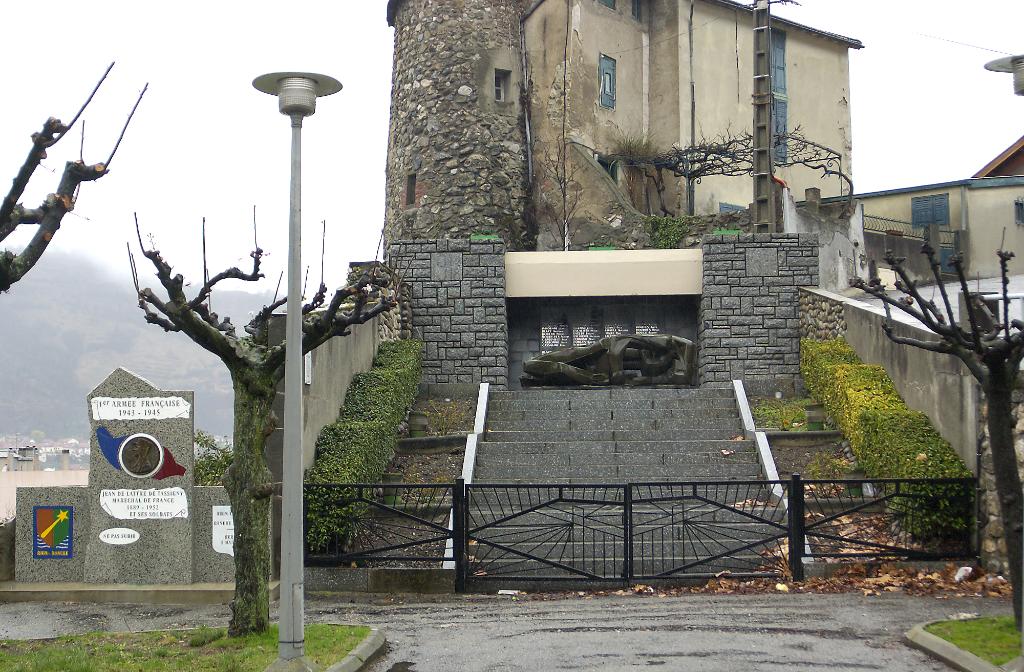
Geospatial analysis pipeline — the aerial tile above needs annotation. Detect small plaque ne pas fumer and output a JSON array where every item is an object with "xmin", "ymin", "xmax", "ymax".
[{"xmin": 33, "ymin": 506, "xmax": 74, "ymax": 559}]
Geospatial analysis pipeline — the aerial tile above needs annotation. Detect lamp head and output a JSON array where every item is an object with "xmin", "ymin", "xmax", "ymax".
[
  {"xmin": 253, "ymin": 72, "xmax": 343, "ymax": 116},
  {"xmin": 985, "ymin": 55, "xmax": 1024, "ymax": 97}
]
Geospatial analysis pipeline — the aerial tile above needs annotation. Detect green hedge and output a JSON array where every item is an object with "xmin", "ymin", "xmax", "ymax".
[
  {"xmin": 305, "ymin": 339, "xmax": 422, "ymax": 551},
  {"xmin": 800, "ymin": 338, "xmax": 971, "ymax": 536}
]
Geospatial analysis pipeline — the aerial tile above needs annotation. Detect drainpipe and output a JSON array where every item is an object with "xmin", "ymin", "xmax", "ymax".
[
  {"xmin": 960, "ymin": 183, "xmax": 970, "ymax": 272},
  {"xmin": 519, "ymin": 19, "xmax": 533, "ymax": 185},
  {"xmin": 686, "ymin": 0, "xmax": 696, "ymax": 215}
]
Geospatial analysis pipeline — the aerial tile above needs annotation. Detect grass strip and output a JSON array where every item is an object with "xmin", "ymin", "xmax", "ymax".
[
  {"xmin": 925, "ymin": 616, "xmax": 1018, "ymax": 666},
  {"xmin": 0, "ymin": 623, "xmax": 369, "ymax": 672}
]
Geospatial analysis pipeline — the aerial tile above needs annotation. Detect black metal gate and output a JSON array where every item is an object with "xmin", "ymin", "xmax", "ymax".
[
  {"xmin": 464, "ymin": 484, "xmax": 627, "ymax": 582},
  {"xmin": 630, "ymin": 480, "xmax": 790, "ymax": 580},
  {"xmin": 304, "ymin": 476, "xmax": 976, "ymax": 588}
]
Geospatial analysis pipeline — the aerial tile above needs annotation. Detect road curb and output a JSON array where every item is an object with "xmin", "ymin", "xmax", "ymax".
[
  {"xmin": 904, "ymin": 622, "xmax": 1003, "ymax": 672},
  {"xmin": 325, "ymin": 627, "xmax": 386, "ymax": 672}
]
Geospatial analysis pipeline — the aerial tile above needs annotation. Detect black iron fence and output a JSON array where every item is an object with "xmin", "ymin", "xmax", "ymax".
[{"xmin": 304, "ymin": 476, "xmax": 976, "ymax": 589}]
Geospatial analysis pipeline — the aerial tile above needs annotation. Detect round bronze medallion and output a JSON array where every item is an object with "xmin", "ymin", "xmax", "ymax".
[{"xmin": 118, "ymin": 433, "xmax": 165, "ymax": 479}]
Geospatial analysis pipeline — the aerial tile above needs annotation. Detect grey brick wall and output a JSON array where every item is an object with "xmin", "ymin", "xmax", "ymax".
[
  {"xmin": 389, "ymin": 239, "xmax": 508, "ymax": 388},
  {"xmin": 699, "ymin": 234, "xmax": 819, "ymax": 389}
]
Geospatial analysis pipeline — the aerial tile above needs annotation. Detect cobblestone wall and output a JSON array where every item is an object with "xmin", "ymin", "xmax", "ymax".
[
  {"xmin": 799, "ymin": 287, "xmax": 847, "ymax": 340},
  {"xmin": 389, "ymin": 239, "xmax": 508, "ymax": 388},
  {"xmin": 385, "ymin": 0, "xmax": 528, "ymax": 247},
  {"xmin": 699, "ymin": 234, "xmax": 819, "ymax": 390}
]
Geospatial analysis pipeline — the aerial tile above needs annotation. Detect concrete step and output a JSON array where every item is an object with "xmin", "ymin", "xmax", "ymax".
[
  {"xmin": 487, "ymin": 399, "xmax": 739, "ymax": 412},
  {"xmin": 466, "ymin": 506, "xmax": 785, "ymax": 526},
  {"xmin": 486, "ymin": 418, "xmax": 743, "ymax": 432},
  {"xmin": 490, "ymin": 388, "xmax": 734, "ymax": 402},
  {"xmin": 483, "ymin": 429, "xmax": 747, "ymax": 443},
  {"xmin": 474, "ymin": 452, "xmax": 759, "ymax": 468},
  {"xmin": 475, "ymin": 440, "xmax": 756, "ymax": 455},
  {"xmin": 472, "ymin": 463, "xmax": 764, "ymax": 480},
  {"xmin": 486, "ymin": 408, "xmax": 739, "ymax": 421},
  {"xmin": 466, "ymin": 554, "xmax": 781, "ymax": 578}
]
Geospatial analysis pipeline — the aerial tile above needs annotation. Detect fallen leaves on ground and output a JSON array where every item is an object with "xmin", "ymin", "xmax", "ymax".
[{"xmin": 520, "ymin": 563, "xmax": 1011, "ymax": 601}]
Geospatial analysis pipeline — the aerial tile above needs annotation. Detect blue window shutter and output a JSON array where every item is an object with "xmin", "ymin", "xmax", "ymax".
[
  {"xmin": 599, "ymin": 55, "xmax": 616, "ymax": 108},
  {"xmin": 772, "ymin": 29, "xmax": 787, "ymax": 94},
  {"xmin": 599, "ymin": 0, "xmax": 615, "ymax": 8},
  {"xmin": 632, "ymin": 0, "xmax": 641, "ymax": 20},
  {"xmin": 609, "ymin": 57, "xmax": 616, "ymax": 102},
  {"xmin": 933, "ymin": 193, "xmax": 950, "ymax": 226},
  {"xmin": 772, "ymin": 98, "xmax": 787, "ymax": 162},
  {"xmin": 911, "ymin": 196, "xmax": 930, "ymax": 228},
  {"xmin": 912, "ymin": 194, "xmax": 950, "ymax": 228}
]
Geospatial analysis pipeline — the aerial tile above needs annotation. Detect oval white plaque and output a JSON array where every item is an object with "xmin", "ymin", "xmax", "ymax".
[{"xmin": 99, "ymin": 527, "xmax": 140, "ymax": 545}]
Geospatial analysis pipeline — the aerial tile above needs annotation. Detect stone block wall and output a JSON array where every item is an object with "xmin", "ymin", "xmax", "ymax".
[
  {"xmin": 389, "ymin": 239, "xmax": 508, "ymax": 388},
  {"xmin": 698, "ymin": 234, "xmax": 819, "ymax": 390},
  {"xmin": 799, "ymin": 287, "xmax": 847, "ymax": 340}
]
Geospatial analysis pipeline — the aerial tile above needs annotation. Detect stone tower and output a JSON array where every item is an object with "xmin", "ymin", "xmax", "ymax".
[{"xmin": 385, "ymin": 0, "xmax": 529, "ymax": 247}]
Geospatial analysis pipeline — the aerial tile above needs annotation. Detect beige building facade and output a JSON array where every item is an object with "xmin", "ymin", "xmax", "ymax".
[
  {"xmin": 523, "ymin": 0, "xmax": 861, "ymax": 248},
  {"xmin": 857, "ymin": 177, "xmax": 1024, "ymax": 278},
  {"xmin": 385, "ymin": 0, "xmax": 862, "ymax": 250}
]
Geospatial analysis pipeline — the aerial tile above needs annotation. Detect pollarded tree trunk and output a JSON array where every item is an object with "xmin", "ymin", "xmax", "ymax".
[
  {"xmin": 223, "ymin": 373, "xmax": 276, "ymax": 636},
  {"xmin": 984, "ymin": 363, "xmax": 1023, "ymax": 626}
]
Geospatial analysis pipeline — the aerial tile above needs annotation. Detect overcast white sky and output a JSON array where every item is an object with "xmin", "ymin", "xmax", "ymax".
[{"xmin": 1, "ymin": 0, "xmax": 1022, "ymax": 295}]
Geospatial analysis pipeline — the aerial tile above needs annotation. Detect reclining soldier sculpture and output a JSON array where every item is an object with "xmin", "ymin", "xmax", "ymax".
[{"xmin": 521, "ymin": 334, "xmax": 696, "ymax": 387}]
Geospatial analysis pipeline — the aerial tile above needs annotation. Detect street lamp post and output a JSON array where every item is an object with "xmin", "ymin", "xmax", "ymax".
[
  {"xmin": 984, "ymin": 52, "xmax": 1024, "ymax": 672},
  {"xmin": 253, "ymin": 71, "xmax": 342, "ymax": 667}
]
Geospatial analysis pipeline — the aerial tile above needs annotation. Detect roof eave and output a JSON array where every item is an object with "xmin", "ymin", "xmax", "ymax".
[
  {"xmin": 523, "ymin": 0, "xmax": 863, "ymax": 48},
  {"xmin": 700, "ymin": 0, "xmax": 863, "ymax": 49},
  {"xmin": 973, "ymin": 134, "xmax": 1024, "ymax": 178}
]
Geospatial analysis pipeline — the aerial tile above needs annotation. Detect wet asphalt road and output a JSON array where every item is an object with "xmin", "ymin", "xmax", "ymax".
[{"xmin": 0, "ymin": 592, "xmax": 1011, "ymax": 671}]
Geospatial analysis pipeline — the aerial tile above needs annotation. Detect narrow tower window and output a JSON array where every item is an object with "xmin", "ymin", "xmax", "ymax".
[
  {"xmin": 405, "ymin": 174, "xmax": 417, "ymax": 207},
  {"xmin": 599, "ymin": 54, "xmax": 617, "ymax": 109},
  {"xmin": 632, "ymin": 0, "xmax": 642, "ymax": 20},
  {"xmin": 494, "ymin": 69, "xmax": 512, "ymax": 102}
]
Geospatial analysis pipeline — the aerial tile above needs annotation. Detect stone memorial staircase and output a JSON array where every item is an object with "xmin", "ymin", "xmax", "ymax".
[
  {"xmin": 474, "ymin": 387, "xmax": 760, "ymax": 483},
  {"xmin": 464, "ymin": 387, "xmax": 780, "ymax": 581}
]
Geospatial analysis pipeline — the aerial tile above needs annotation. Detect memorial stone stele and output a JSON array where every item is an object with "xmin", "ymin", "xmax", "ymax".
[{"xmin": 15, "ymin": 368, "xmax": 235, "ymax": 585}]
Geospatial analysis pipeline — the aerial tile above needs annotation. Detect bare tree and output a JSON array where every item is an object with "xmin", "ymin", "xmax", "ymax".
[
  {"xmin": 130, "ymin": 218, "xmax": 398, "ymax": 635},
  {"xmin": 1, "ymin": 64, "xmax": 146, "ymax": 292},
  {"xmin": 852, "ymin": 245, "xmax": 1024, "ymax": 626},
  {"xmin": 610, "ymin": 127, "xmax": 854, "ymax": 214},
  {"xmin": 539, "ymin": 139, "xmax": 583, "ymax": 250}
]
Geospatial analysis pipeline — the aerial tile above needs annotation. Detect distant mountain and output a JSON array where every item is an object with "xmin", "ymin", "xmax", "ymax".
[{"xmin": 0, "ymin": 253, "xmax": 273, "ymax": 441}]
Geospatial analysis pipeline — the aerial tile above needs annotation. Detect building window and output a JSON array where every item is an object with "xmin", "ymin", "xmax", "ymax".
[
  {"xmin": 911, "ymin": 193, "xmax": 950, "ymax": 229},
  {"xmin": 598, "ymin": 0, "xmax": 615, "ymax": 8},
  {"xmin": 772, "ymin": 98, "xmax": 787, "ymax": 163},
  {"xmin": 597, "ymin": 155, "xmax": 618, "ymax": 181},
  {"xmin": 1015, "ymin": 198, "xmax": 1024, "ymax": 226},
  {"xmin": 405, "ymin": 174, "xmax": 417, "ymax": 207},
  {"xmin": 632, "ymin": 0, "xmax": 641, "ymax": 20},
  {"xmin": 599, "ymin": 54, "xmax": 616, "ymax": 109},
  {"xmin": 771, "ymin": 29, "xmax": 787, "ymax": 164},
  {"xmin": 494, "ymin": 69, "xmax": 511, "ymax": 102},
  {"xmin": 771, "ymin": 29, "xmax": 787, "ymax": 95}
]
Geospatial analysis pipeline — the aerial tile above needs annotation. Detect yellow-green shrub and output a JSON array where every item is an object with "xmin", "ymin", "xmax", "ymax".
[
  {"xmin": 305, "ymin": 339, "xmax": 423, "ymax": 551},
  {"xmin": 800, "ymin": 338, "xmax": 971, "ymax": 536}
]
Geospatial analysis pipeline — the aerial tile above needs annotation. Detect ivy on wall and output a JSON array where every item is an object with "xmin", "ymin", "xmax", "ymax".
[{"xmin": 305, "ymin": 339, "xmax": 423, "ymax": 551}]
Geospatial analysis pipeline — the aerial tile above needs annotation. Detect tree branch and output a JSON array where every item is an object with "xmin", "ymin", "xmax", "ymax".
[
  {"xmin": 0, "ymin": 160, "xmax": 107, "ymax": 292},
  {"xmin": 189, "ymin": 247, "xmax": 265, "ymax": 310}
]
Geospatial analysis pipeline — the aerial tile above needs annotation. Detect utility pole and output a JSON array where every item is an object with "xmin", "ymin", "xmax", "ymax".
[{"xmin": 751, "ymin": 0, "xmax": 775, "ymax": 231}]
